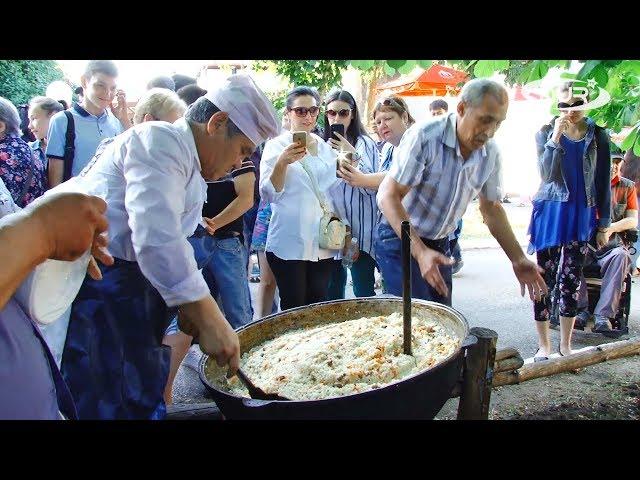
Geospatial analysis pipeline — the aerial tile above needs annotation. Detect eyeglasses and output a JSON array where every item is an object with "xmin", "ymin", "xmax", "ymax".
[
  {"xmin": 557, "ymin": 99, "xmax": 585, "ymax": 109},
  {"xmin": 326, "ymin": 108, "xmax": 351, "ymax": 118},
  {"xmin": 288, "ymin": 106, "xmax": 320, "ymax": 117}
]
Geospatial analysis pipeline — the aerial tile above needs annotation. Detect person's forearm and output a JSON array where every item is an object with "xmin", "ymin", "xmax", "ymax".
[
  {"xmin": 481, "ymin": 201, "xmax": 526, "ymax": 262},
  {"xmin": 269, "ymin": 159, "xmax": 289, "ymax": 192},
  {"xmin": 177, "ymin": 295, "xmax": 227, "ymax": 336},
  {"xmin": 356, "ymin": 172, "xmax": 387, "ymax": 190},
  {"xmin": 609, "ymin": 216, "xmax": 638, "ymax": 233},
  {"xmin": 211, "ymin": 195, "xmax": 254, "ymax": 230},
  {"xmin": 48, "ymin": 158, "xmax": 63, "ymax": 188},
  {"xmin": 378, "ymin": 181, "xmax": 428, "ymax": 259},
  {"xmin": 0, "ymin": 212, "xmax": 48, "ymax": 308}
]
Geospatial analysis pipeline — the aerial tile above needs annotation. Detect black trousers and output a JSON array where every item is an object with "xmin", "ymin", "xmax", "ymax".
[{"xmin": 266, "ymin": 252, "xmax": 335, "ymax": 310}]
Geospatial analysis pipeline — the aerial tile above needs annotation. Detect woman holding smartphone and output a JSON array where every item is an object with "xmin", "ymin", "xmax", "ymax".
[
  {"xmin": 322, "ymin": 90, "xmax": 380, "ymax": 299},
  {"xmin": 260, "ymin": 86, "xmax": 344, "ymax": 310},
  {"xmin": 528, "ymin": 82, "xmax": 611, "ymax": 359}
]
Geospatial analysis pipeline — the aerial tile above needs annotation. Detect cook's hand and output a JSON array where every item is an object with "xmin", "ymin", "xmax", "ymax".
[
  {"xmin": 329, "ymin": 132, "xmax": 356, "ymax": 153},
  {"xmin": 596, "ymin": 230, "xmax": 610, "ymax": 249},
  {"xmin": 552, "ymin": 117, "xmax": 570, "ymax": 144},
  {"xmin": 178, "ymin": 301, "xmax": 241, "ymax": 378},
  {"xmin": 203, "ymin": 217, "xmax": 218, "ymax": 235},
  {"xmin": 277, "ymin": 142, "xmax": 307, "ymax": 165},
  {"xmin": 28, "ymin": 192, "xmax": 114, "ymax": 267},
  {"xmin": 415, "ymin": 246, "xmax": 454, "ymax": 297},
  {"xmin": 512, "ymin": 257, "xmax": 547, "ymax": 301},
  {"xmin": 338, "ymin": 162, "xmax": 366, "ymax": 188},
  {"xmin": 198, "ymin": 318, "xmax": 240, "ymax": 377}
]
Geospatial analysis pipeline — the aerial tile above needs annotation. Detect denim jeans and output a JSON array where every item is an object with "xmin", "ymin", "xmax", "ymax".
[
  {"xmin": 327, "ymin": 251, "xmax": 377, "ymax": 300},
  {"xmin": 374, "ymin": 222, "xmax": 452, "ymax": 305},
  {"xmin": 203, "ymin": 236, "xmax": 254, "ymax": 330},
  {"xmin": 166, "ymin": 233, "xmax": 253, "ymax": 333}
]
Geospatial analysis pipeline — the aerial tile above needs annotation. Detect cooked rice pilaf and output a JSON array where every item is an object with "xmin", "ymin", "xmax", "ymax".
[{"xmin": 226, "ymin": 312, "xmax": 459, "ymax": 400}]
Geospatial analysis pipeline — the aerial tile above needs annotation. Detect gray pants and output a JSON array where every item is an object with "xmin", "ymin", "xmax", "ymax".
[{"xmin": 577, "ymin": 246, "xmax": 630, "ymax": 319}]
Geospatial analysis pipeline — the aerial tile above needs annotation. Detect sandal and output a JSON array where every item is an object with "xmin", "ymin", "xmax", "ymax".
[{"xmin": 534, "ymin": 348, "xmax": 549, "ymax": 362}]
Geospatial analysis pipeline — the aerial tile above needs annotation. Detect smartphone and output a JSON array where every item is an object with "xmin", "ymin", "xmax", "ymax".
[
  {"xmin": 292, "ymin": 131, "xmax": 307, "ymax": 148},
  {"xmin": 330, "ymin": 123, "xmax": 345, "ymax": 140}
]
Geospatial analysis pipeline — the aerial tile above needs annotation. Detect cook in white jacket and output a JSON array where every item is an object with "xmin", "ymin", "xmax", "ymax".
[{"xmin": 61, "ymin": 74, "xmax": 280, "ymax": 420}]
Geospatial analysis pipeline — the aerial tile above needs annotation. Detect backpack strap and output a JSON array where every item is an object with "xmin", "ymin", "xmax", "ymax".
[{"xmin": 62, "ymin": 111, "xmax": 76, "ymax": 182}]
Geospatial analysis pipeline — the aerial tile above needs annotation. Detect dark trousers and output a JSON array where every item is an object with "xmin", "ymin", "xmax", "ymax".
[
  {"xmin": 327, "ymin": 251, "xmax": 377, "ymax": 300},
  {"xmin": 265, "ymin": 252, "xmax": 335, "ymax": 310}
]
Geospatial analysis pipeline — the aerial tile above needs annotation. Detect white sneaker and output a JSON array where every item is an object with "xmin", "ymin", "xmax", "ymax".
[{"xmin": 182, "ymin": 344, "xmax": 203, "ymax": 371}]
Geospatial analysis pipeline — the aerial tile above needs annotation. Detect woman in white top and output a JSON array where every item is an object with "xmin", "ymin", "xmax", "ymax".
[{"xmin": 260, "ymin": 86, "xmax": 344, "ymax": 310}]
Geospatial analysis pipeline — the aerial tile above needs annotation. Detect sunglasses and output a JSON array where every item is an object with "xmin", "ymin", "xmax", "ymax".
[
  {"xmin": 289, "ymin": 106, "xmax": 320, "ymax": 117},
  {"xmin": 557, "ymin": 99, "xmax": 585, "ymax": 109},
  {"xmin": 326, "ymin": 108, "xmax": 351, "ymax": 118}
]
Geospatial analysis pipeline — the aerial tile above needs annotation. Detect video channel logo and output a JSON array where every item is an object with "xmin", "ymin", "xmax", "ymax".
[{"xmin": 526, "ymin": 77, "xmax": 611, "ymax": 111}]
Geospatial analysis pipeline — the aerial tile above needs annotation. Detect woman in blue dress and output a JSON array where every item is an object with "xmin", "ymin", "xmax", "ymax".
[{"xmin": 529, "ymin": 83, "xmax": 611, "ymax": 358}]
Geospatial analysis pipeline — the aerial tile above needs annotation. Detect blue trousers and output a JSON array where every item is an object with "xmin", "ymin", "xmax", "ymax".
[
  {"xmin": 374, "ymin": 222, "xmax": 452, "ymax": 305},
  {"xmin": 62, "ymin": 258, "xmax": 178, "ymax": 420}
]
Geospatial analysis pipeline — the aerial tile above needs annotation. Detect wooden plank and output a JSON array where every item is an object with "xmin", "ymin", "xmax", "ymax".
[
  {"xmin": 494, "ymin": 355, "xmax": 524, "ymax": 374},
  {"xmin": 457, "ymin": 327, "xmax": 498, "ymax": 420},
  {"xmin": 495, "ymin": 347, "xmax": 519, "ymax": 362},
  {"xmin": 165, "ymin": 402, "xmax": 223, "ymax": 420},
  {"xmin": 493, "ymin": 337, "xmax": 640, "ymax": 387}
]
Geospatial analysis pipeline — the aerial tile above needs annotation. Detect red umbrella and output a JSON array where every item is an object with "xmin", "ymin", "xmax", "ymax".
[{"xmin": 376, "ymin": 64, "xmax": 469, "ymax": 97}]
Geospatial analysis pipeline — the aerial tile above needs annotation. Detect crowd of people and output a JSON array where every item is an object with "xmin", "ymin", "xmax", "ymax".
[{"xmin": 1, "ymin": 59, "xmax": 639, "ymax": 420}]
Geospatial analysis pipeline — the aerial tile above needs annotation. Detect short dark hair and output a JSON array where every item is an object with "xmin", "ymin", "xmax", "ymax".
[
  {"xmin": 429, "ymin": 99, "xmax": 448, "ymax": 112},
  {"xmin": 172, "ymin": 74, "xmax": 197, "ymax": 91},
  {"xmin": 146, "ymin": 76, "xmax": 175, "ymax": 91},
  {"xmin": 177, "ymin": 84, "xmax": 208, "ymax": 106},
  {"xmin": 83, "ymin": 60, "xmax": 118, "ymax": 79},
  {"xmin": 285, "ymin": 86, "xmax": 320, "ymax": 109},
  {"xmin": 185, "ymin": 96, "xmax": 243, "ymax": 138}
]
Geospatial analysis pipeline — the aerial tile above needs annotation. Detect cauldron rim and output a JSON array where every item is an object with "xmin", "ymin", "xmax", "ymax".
[{"xmin": 198, "ymin": 297, "xmax": 469, "ymax": 405}]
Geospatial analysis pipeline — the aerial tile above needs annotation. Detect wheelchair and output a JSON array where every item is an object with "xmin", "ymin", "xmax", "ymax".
[{"xmin": 549, "ymin": 229, "xmax": 636, "ymax": 338}]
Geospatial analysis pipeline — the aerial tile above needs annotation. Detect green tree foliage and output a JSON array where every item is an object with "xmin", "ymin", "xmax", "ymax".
[{"xmin": 0, "ymin": 60, "xmax": 65, "ymax": 106}]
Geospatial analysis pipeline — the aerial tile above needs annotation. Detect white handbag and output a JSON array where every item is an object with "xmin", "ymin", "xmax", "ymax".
[{"xmin": 299, "ymin": 160, "xmax": 346, "ymax": 250}]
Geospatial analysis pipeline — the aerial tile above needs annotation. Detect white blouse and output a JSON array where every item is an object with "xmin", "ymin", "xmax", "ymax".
[
  {"xmin": 73, "ymin": 118, "xmax": 210, "ymax": 307},
  {"xmin": 260, "ymin": 131, "xmax": 342, "ymax": 261}
]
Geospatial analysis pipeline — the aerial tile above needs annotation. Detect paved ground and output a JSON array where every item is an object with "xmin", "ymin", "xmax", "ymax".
[{"xmin": 171, "ymin": 247, "xmax": 640, "ymax": 411}]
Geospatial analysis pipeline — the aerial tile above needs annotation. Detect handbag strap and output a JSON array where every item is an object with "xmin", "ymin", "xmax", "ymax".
[{"xmin": 299, "ymin": 159, "xmax": 330, "ymax": 214}]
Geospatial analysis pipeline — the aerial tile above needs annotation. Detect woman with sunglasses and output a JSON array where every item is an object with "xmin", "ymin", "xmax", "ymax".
[
  {"xmin": 528, "ymin": 82, "xmax": 611, "ymax": 359},
  {"xmin": 322, "ymin": 90, "xmax": 381, "ymax": 299},
  {"xmin": 260, "ymin": 86, "xmax": 343, "ymax": 310}
]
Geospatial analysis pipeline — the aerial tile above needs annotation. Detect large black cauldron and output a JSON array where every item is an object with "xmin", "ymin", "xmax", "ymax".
[{"xmin": 199, "ymin": 297, "xmax": 471, "ymax": 419}]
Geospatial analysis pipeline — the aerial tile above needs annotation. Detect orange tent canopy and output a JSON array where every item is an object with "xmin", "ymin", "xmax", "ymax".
[{"xmin": 376, "ymin": 64, "xmax": 469, "ymax": 97}]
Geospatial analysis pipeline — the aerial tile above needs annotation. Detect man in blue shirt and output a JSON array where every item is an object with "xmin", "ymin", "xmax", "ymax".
[{"xmin": 46, "ymin": 60, "xmax": 131, "ymax": 187}]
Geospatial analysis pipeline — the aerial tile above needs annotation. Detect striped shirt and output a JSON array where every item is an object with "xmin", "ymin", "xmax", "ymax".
[
  {"xmin": 329, "ymin": 135, "xmax": 380, "ymax": 256},
  {"xmin": 381, "ymin": 112, "xmax": 503, "ymax": 240}
]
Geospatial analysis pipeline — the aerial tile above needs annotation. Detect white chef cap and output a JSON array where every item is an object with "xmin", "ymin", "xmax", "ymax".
[{"xmin": 204, "ymin": 74, "xmax": 280, "ymax": 146}]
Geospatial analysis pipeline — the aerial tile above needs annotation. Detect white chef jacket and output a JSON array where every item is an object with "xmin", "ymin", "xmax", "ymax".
[
  {"xmin": 260, "ymin": 131, "xmax": 343, "ymax": 261},
  {"xmin": 74, "ymin": 118, "xmax": 209, "ymax": 307}
]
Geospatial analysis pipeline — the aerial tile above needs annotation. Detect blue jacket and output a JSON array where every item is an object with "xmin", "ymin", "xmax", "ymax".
[{"xmin": 533, "ymin": 118, "xmax": 611, "ymax": 228}]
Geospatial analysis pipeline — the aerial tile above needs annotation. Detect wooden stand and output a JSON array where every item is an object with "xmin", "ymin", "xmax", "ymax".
[{"xmin": 457, "ymin": 327, "xmax": 498, "ymax": 420}]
